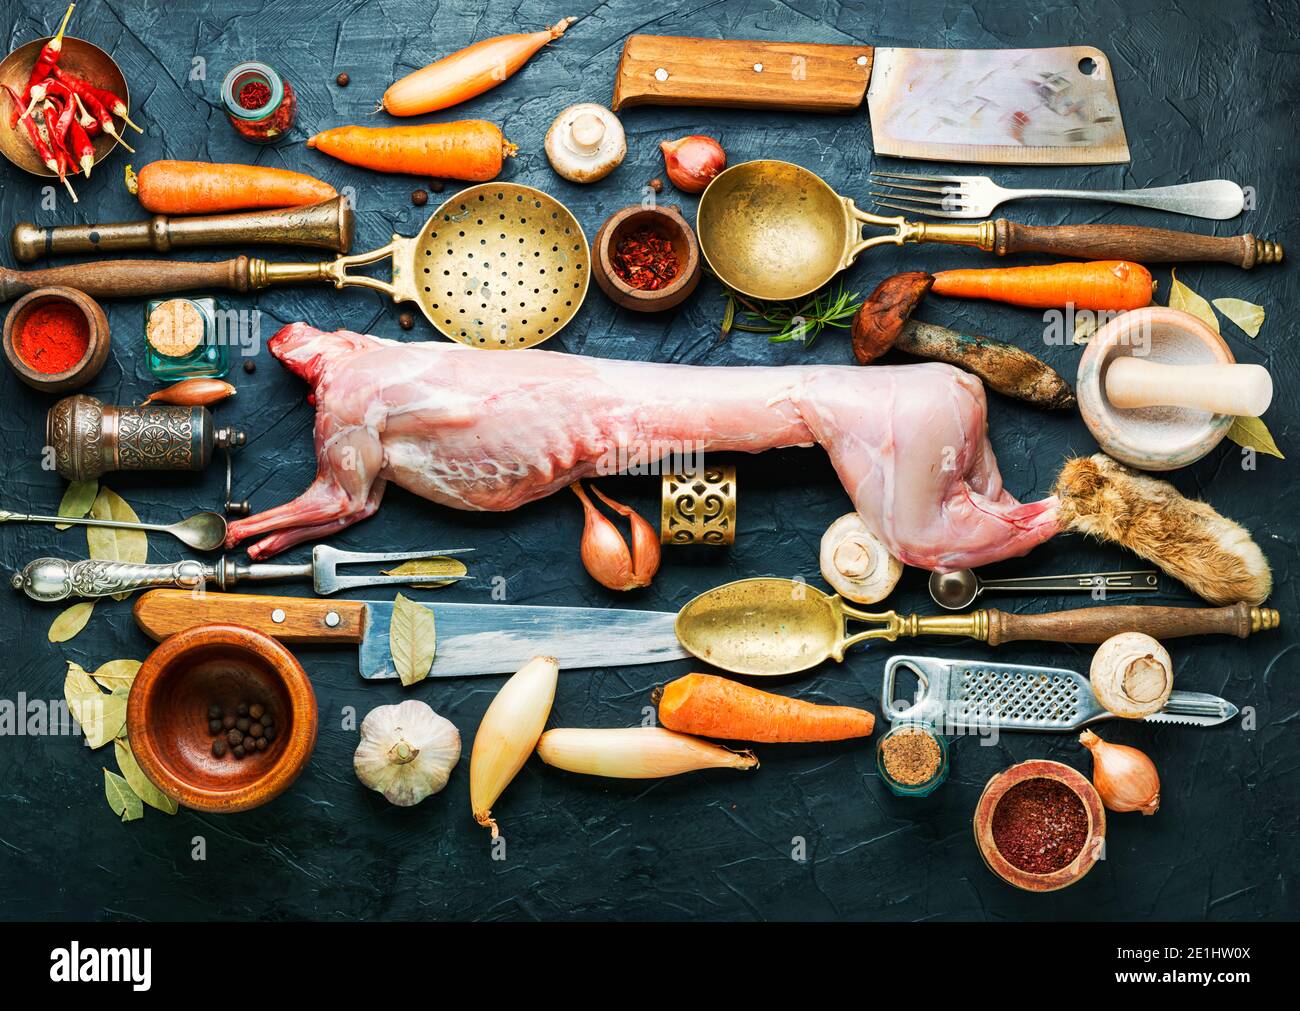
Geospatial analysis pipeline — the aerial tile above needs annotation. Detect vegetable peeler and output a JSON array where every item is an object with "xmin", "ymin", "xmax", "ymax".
[
  {"xmin": 11, "ymin": 544, "xmax": 473, "ymax": 602},
  {"xmin": 882, "ymin": 655, "xmax": 1238, "ymax": 731}
]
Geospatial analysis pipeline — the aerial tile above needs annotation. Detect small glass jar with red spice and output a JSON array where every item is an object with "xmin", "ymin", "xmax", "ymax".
[{"xmin": 221, "ymin": 61, "xmax": 296, "ymax": 144}]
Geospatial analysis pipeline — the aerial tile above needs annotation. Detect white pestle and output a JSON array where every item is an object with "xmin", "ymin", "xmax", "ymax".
[{"xmin": 1105, "ymin": 358, "xmax": 1273, "ymax": 418}]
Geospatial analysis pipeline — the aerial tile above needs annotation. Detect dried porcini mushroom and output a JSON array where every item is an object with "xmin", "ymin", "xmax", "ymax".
[
  {"xmin": 819, "ymin": 513, "xmax": 903, "ymax": 604},
  {"xmin": 1090, "ymin": 632, "xmax": 1173, "ymax": 719},
  {"xmin": 851, "ymin": 271, "xmax": 933, "ymax": 364}
]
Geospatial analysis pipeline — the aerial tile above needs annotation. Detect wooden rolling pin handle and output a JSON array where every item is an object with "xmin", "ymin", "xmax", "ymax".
[
  {"xmin": 0, "ymin": 256, "xmax": 257, "ymax": 302},
  {"xmin": 612, "ymin": 35, "xmax": 872, "ymax": 112},
  {"xmin": 1105, "ymin": 358, "xmax": 1274, "ymax": 416},
  {"xmin": 985, "ymin": 602, "xmax": 1265, "ymax": 645},
  {"xmin": 993, "ymin": 221, "xmax": 1283, "ymax": 268}
]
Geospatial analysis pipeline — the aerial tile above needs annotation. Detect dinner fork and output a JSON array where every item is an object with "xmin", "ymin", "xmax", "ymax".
[{"xmin": 869, "ymin": 173, "xmax": 1245, "ymax": 221}]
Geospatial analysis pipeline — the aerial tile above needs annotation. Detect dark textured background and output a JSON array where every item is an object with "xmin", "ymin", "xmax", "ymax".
[{"xmin": 0, "ymin": 0, "xmax": 1296, "ymax": 922}]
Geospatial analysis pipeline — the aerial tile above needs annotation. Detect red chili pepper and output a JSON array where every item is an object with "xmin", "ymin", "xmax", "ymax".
[
  {"xmin": 68, "ymin": 117, "xmax": 94, "ymax": 177},
  {"xmin": 50, "ymin": 65, "xmax": 143, "ymax": 134},
  {"xmin": 39, "ymin": 99, "xmax": 78, "ymax": 201},
  {"xmin": 11, "ymin": 3, "xmax": 75, "ymax": 128},
  {"xmin": 70, "ymin": 92, "xmax": 101, "ymax": 137},
  {"xmin": 73, "ymin": 86, "xmax": 134, "ymax": 153},
  {"xmin": 6, "ymin": 84, "xmax": 59, "ymax": 174}
]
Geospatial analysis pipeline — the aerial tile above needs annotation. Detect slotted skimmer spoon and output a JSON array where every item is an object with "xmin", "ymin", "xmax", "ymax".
[
  {"xmin": 869, "ymin": 173, "xmax": 1246, "ymax": 220},
  {"xmin": 0, "ymin": 183, "xmax": 590, "ymax": 349},
  {"xmin": 882, "ymin": 655, "xmax": 1238, "ymax": 731}
]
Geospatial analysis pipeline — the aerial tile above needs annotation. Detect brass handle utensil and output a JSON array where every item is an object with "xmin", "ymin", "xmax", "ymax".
[
  {"xmin": 9, "ymin": 196, "xmax": 355, "ymax": 262},
  {"xmin": 675, "ymin": 577, "xmax": 1279, "ymax": 677}
]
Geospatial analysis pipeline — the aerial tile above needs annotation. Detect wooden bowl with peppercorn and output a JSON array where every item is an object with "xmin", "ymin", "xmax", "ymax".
[
  {"xmin": 593, "ymin": 204, "xmax": 701, "ymax": 312},
  {"xmin": 973, "ymin": 759, "xmax": 1106, "ymax": 892},
  {"xmin": 127, "ymin": 624, "xmax": 318, "ymax": 813}
]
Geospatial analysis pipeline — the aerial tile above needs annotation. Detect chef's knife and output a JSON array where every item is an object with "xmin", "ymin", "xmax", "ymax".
[
  {"xmin": 612, "ymin": 36, "xmax": 1130, "ymax": 165},
  {"xmin": 132, "ymin": 589, "xmax": 688, "ymax": 678}
]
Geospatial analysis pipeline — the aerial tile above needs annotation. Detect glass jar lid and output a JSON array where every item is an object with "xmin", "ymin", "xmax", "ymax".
[{"xmin": 221, "ymin": 61, "xmax": 284, "ymax": 123}]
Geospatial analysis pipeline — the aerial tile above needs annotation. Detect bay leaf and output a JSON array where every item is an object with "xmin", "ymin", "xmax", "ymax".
[
  {"xmin": 1167, "ymin": 270, "xmax": 1219, "ymax": 332},
  {"xmin": 55, "ymin": 480, "xmax": 98, "ymax": 530},
  {"xmin": 1226, "ymin": 416, "xmax": 1284, "ymax": 459},
  {"xmin": 1211, "ymin": 297, "xmax": 1265, "ymax": 338},
  {"xmin": 88, "ymin": 487, "xmax": 148, "ymax": 600},
  {"xmin": 390, "ymin": 592, "xmax": 436, "ymax": 686},
  {"xmin": 114, "ymin": 736, "xmax": 177, "ymax": 815},
  {"xmin": 380, "ymin": 556, "xmax": 468, "ymax": 589},
  {"xmin": 65, "ymin": 661, "xmax": 125, "ymax": 748},
  {"xmin": 91, "ymin": 658, "xmax": 142, "ymax": 692},
  {"xmin": 49, "ymin": 601, "xmax": 95, "ymax": 643},
  {"xmin": 104, "ymin": 769, "xmax": 143, "ymax": 822}
]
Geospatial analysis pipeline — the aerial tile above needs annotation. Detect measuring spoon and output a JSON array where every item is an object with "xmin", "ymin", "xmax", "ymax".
[
  {"xmin": 0, "ymin": 508, "xmax": 228, "ymax": 551},
  {"xmin": 928, "ymin": 568, "xmax": 1160, "ymax": 611}
]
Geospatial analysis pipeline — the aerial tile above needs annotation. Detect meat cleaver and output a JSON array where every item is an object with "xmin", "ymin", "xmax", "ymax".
[
  {"xmin": 611, "ymin": 35, "xmax": 1130, "ymax": 165},
  {"xmin": 132, "ymin": 589, "xmax": 688, "ymax": 679}
]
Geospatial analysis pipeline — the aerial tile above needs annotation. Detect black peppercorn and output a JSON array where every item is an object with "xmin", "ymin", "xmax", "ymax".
[
  {"xmin": 243, "ymin": 359, "xmax": 256, "ymax": 374},
  {"xmin": 232, "ymin": 745, "xmax": 245, "ymax": 759},
  {"xmin": 208, "ymin": 704, "xmax": 223, "ymax": 719},
  {"xmin": 248, "ymin": 722, "xmax": 264, "ymax": 739},
  {"xmin": 236, "ymin": 717, "xmax": 251, "ymax": 732},
  {"xmin": 222, "ymin": 714, "xmax": 237, "ymax": 730},
  {"xmin": 648, "ymin": 178, "xmax": 663, "ymax": 193},
  {"xmin": 429, "ymin": 179, "xmax": 444, "ymax": 193},
  {"xmin": 263, "ymin": 726, "xmax": 277, "ymax": 742},
  {"xmin": 227, "ymin": 728, "xmax": 244, "ymax": 746},
  {"xmin": 249, "ymin": 702, "xmax": 264, "ymax": 720},
  {"xmin": 260, "ymin": 712, "xmax": 274, "ymax": 728},
  {"xmin": 336, "ymin": 72, "xmax": 350, "ymax": 87},
  {"xmin": 237, "ymin": 702, "xmax": 249, "ymax": 716},
  {"xmin": 398, "ymin": 311, "xmax": 415, "ymax": 330},
  {"xmin": 255, "ymin": 738, "xmax": 268, "ymax": 752},
  {"xmin": 212, "ymin": 739, "xmax": 228, "ymax": 758},
  {"xmin": 412, "ymin": 189, "xmax": 428, "ymax": 206},
  {"xmin": 208, "ymin": 719, "xmax": 223, "ymax": 735}
]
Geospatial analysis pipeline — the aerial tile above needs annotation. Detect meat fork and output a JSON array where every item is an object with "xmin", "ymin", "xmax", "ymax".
[
  {"xmin": 12, "ymin": 544, "xmax": 475, "ymax": 601},
  {"xmin": 869, "ymin": 173, "xmax": 1245, "ymax": 221}
]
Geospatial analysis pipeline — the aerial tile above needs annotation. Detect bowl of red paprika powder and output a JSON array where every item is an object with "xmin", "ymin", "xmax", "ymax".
[
  {"xmin": 3, "ymin": 285, "xmax": 109, "ymax": 393},
  {"xmin": 973, "ymin": 759, "xmax": 1106, "ymax": 892}
]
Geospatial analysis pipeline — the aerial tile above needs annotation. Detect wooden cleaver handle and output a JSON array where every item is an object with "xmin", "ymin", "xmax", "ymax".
[
  {"xmin": 612, "ymin": 35, "xmax": 872, "ymax": 112},
  {"xmin": 993, "ymin": 221, "xmax": 1283, "ymax": 269},
  {"xmin": 133, "ymin": 589, "xmax": 366, "ymax": 644},
  {"xmin": 1105, "ymin": 358, "xmax": 1273, "ymax": 416},
  {"xmin": 984, "ymin": 602, "xmax": 1278, "ymax": 646},
  {"xmin": 0, "ymin": 256, "xmax": 258, "ymax": 302}
]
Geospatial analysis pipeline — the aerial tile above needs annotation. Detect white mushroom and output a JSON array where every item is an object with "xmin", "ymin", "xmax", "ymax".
[
  {"xmin": 1090, "ymin": 632, "xmax": 1173, "ymax": 719},
  {"xmin": 545, "ymin": 103, "xmax": 626, "ymax": 183},
  {"xmin": 819, "ymin": 512, "xmax": 903, "ymax": 604}
]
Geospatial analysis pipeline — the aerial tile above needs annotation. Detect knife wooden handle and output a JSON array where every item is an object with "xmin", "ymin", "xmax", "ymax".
[
  {"xmin": 0, "ymin": 256, "xmax": 257, "ymax": 302},
  {"xmin": 133, "ymin": 589, "xmax": 366, "ymax": 644},
  {"xmin": 993, "ymin": 221, "xmax": 1283, "ymax": 269},
  {"xmin": 612, "ymin": 35, "xmax": 872, "ymax": 112},
  {"xmin": 984, "ymin": 602, "xmax": 1278, "ymax": 646}
]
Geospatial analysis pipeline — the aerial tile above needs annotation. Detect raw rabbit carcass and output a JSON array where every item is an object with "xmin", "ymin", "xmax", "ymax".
[{"xmin": 227, "ymin": 323, "xmax": 1061, "ymax": 569}]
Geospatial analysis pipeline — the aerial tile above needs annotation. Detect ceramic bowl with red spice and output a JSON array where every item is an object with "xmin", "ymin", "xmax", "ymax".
[
  {"xmin": 592, "ymin": 204, "xmax": 702, "ymax": 312},
  {"xmin": 973, "ymin": 759, "xmax": 1106, "ymax": 892},
  {"xmin": 2, "ymin": 286, "xmax": 109, "ymax": 393}
]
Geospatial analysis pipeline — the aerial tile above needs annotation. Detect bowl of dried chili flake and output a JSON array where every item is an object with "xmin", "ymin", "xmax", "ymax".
[
  {"xmin": 3, "ymin": 285, "xmax": 108, "ymax": 393},
  {"xmin": 593, "ymin": 204, "xmax": 701, "ymax": 312},
  {"xmin": 974, "ymin": 759, "xmax": 1106, "ymax": 892}
]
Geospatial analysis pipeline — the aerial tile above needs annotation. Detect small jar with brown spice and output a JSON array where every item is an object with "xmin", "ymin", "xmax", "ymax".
[{"xmin": 876, "ymin": 722, "xmax": 948, "ymax": 797}]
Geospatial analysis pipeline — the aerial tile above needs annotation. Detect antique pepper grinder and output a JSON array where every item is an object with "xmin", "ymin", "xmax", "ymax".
[{"xmin": 45, "ymin": 394, "xmax": 250, "ymax": 515}]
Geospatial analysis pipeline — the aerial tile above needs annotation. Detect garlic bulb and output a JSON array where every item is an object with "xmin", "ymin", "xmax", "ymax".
[
  {"xmin": 470, "ymin": 655, "xmax": 559, "ymax": 837},
  {"xmin": 1090, "ymin": 632, "xmax": 1173, "ymax": 719},
  {"xmin": 354, "ymin": 700, "xmax": 461, "ymax": 807},
  {"xmin": 819, "ymin": 513, "xmax": 903, "ymax": 604}
]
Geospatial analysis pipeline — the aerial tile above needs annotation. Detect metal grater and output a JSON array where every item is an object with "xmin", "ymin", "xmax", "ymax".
[{"xmin": 882, "ymin": 655, "xmax": 1238, "ymax": 732}]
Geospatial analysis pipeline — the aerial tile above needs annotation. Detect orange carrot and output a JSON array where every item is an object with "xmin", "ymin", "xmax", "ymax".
[
  {"xmin": 382, "ymin": 17, "xmax": 578, "ymax": 117},
  {"xmin": 931, "ymin": 260, "xmax": 1153, "ymax": 311},
  {"xmin": 656, "ymin": 673, "xmax": 875, "ymax": 743},
  {"xmin": 126, "ymin": 160, "xmax": 336, "ymax": 214},
  {"xmin": 307, "ymin": 121, "xmax": 515, "ymax": 181}
]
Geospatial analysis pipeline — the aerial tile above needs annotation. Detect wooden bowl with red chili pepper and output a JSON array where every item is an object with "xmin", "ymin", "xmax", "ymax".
[
  {"xmin": 973, "ymin": 759, "xmax": 1106, "ymax": 892},
  {"xmin": 3, "ymin": 285, "xmax": 109, "ymax": 393},
  {"xmin": 593, "ymin": 204, "xmax": 701, "ymax": 312},
  {"xmin": 0, "ymin": 35, "xmax": 130, "ymax": 177}
]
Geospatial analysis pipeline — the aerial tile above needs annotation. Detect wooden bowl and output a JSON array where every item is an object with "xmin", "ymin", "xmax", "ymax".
[
  {"xmin": 126, "ymin": 624, "xmax": 318, "ymax": 814},
  {"xmin": 3, "ymin": 286, "xmax": 109, "ymax": 393},
  {"xmin": 593, "ymin": 204, "xmax": 701, "ymax": 312},
  {"xmin": 1077, "ymin": 306, "xmax": 1234, "ymax": 471},
  {"xmin": 973, "ymin": 759, "xmax": 1105, "ymax": 892},
  {"xmin": 0, "ymin": 36, "xmax": 130, "ymax": 177}
]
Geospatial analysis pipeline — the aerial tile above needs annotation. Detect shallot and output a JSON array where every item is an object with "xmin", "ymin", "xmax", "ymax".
[
  {"xmin": 140, "ymin": 378, "xmax": 237, "ymax": 407},
  {"xmin": 572, "ymin": 482, "xmax": 660, "ymax": 591},
  {"xmin": 659, "ymin": 135, "xmax": 726, "ymax": 193},
  {"xmin": 536, "ymin": 727, "xmax": 757, "ymax": 779},
  {"xmin": 469, "ymin": 655, "xmax": 558, "ymax": 837},
  {"xmin": 1079, "ymin": 729, "xmax": 1160, "ymax": 815}
]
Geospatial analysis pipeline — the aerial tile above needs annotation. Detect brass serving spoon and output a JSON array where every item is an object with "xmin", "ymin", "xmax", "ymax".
[{"xmin": 0, "ymin": 508, "xmax": 227, "ymax": 551}]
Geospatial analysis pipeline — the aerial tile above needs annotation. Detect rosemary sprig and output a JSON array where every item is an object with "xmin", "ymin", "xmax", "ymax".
[{"xmin": 719, "ymin": 282, "xmax": 860, "ymax": 349}]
